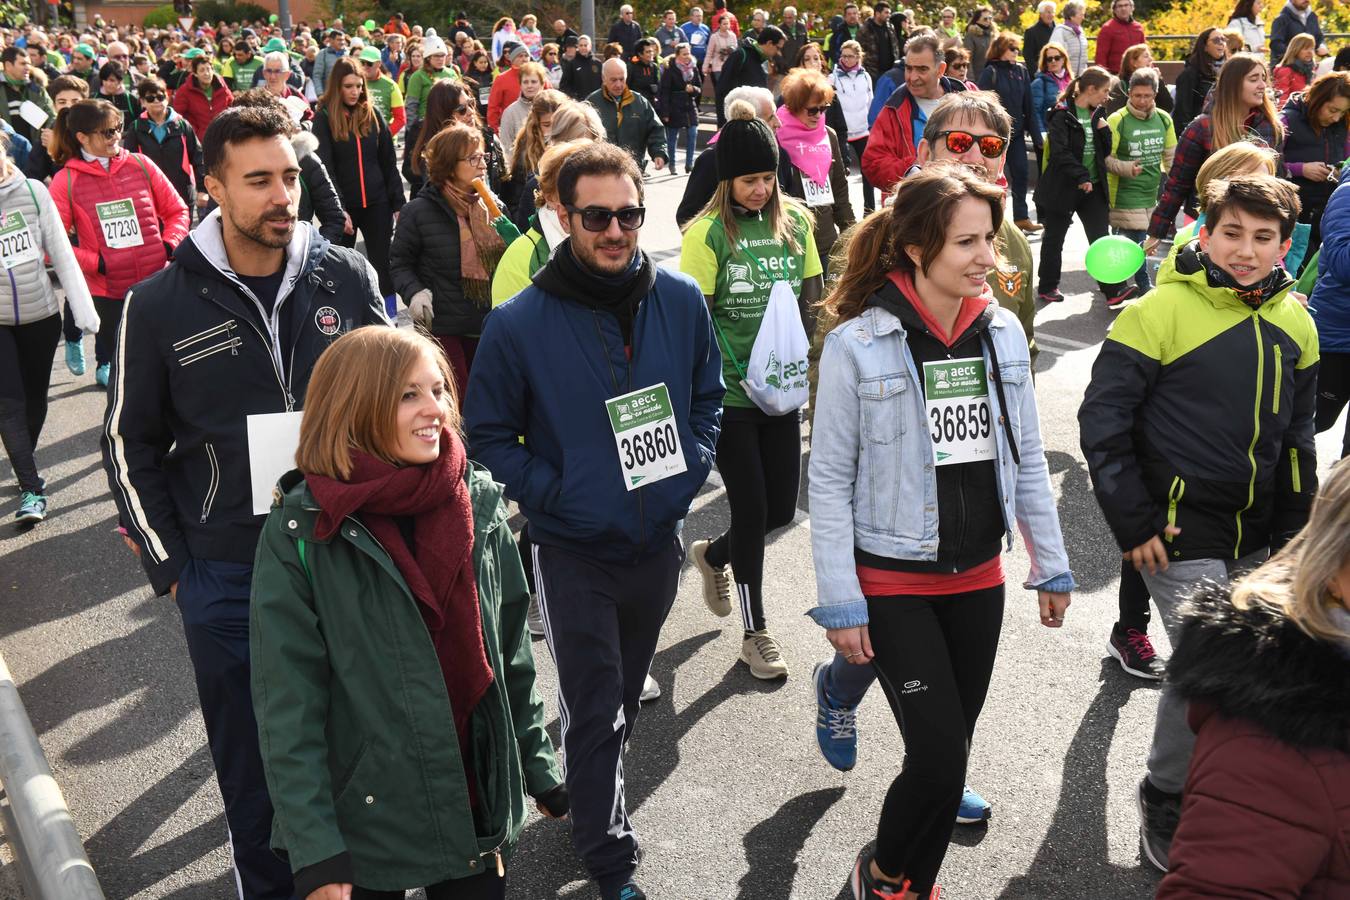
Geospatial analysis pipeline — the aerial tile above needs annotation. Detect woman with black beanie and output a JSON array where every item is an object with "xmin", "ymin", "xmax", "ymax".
[{"xmin": 681, "ymin": 99, "xmax": 823, "ymax": 680}]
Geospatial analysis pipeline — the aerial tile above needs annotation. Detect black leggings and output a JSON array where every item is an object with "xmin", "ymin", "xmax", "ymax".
[
  {"xmin": 1116, "ymin": 559, "xmax": 1152, "ymax": 632},
  {"xmin": 352, "ymin": 872, "xmax": 505, "ymax": 899},
  {"xmin": 704, "ymin": 409, "xmax": 801, "ymax": 632},
  {"xmin": 342, "ymin": 202, "xmax": 395, "ymax": 297},
  {"xmin": 1315, "ymin": 350, "xmax": 1350, "ymax": 458},
  {"xmin": 867, "ymin": 584, "xmax": 1005, "ymax": 894},
  {"xmin": 1037, "ymin": 186, "xmax": 1124, "ymax": 297},
  {"xmin": 0, "ymin": 314, "xmax": 62, "ymax": 494}
]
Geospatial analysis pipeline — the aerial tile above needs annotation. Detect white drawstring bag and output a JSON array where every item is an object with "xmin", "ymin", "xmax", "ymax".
[{"xmin": 719, "ymin": 280, "xmax": 809, "ymax": 415}]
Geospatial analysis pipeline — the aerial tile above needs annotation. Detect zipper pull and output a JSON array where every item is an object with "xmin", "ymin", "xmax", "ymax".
[
  {"xmin": 494, "ymin": 850, "xmax": 504, "ymax": 878},
  {"xmin": 285, "ymin": 391, "xmax": 296, "ymax": 412}
]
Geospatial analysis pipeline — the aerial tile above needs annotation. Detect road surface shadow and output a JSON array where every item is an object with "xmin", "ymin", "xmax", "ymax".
[
  {"xmin": 1045, "ymin": 449, "xmax": 1121, "ymax": 594},
  {"xmin": 996, "ymin": 660, "xmax": 1162, "ymax": 898},
  {"xmin": 738, "ymin": 787, "xmax": 845, "ymax": 900}
]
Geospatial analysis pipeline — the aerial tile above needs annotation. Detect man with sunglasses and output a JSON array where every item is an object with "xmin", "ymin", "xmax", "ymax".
[
  {"xmin": 467, "ymin": 142, "xmax": 723, "ymax": 900},
  {"xmin": 864, "ymin": 32, "xmax": 967, "ymax": 200},
  {"xmin": 358, "ymin": 46, "xmax": 406, "ymax": 135}
]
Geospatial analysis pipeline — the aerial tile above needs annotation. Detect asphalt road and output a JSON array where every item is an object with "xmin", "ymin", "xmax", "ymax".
[{"xmin": 1, "ymin": 168, "xmax": 1345, "ymax": 900}]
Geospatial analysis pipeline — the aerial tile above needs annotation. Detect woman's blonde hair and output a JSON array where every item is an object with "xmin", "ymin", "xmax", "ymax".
[
  {"xmin": 1211, "ymin": 53, "xmax": 1283, "ymax": 149},
  {"xmin": 295, "ymin": 327, "xmax": 460, "ymax": 479},
  {"xmin": 548, "ymin": 100, "xmax": 604, "ymax": 143},
  {"xmin": 1231, "ymin": 457, "xmax": 1350, "ymax": 644},
  {"xmin": 1278, "ymin": 33, "xmax": 1316, "ymax": 69},
  {"xmin": 1039, "ymin": 41, "xmax": 1073, "ymax": 79},
  {"xmin": 533, "ymin": 139, "xmax": 589, "ymax": 208},
  {"xmin": 1194, "ymin": 141, "xmax": 1279, "ymax": 211},
  {"xmin": 688, "ymin": 98, "xmax": 812, "ymax": 253},
  {"xmin": 508, "ymin": 88, "xmax": 566, "ymax": 178}
]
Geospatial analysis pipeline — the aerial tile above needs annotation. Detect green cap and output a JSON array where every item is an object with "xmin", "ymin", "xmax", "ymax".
[
  {"xmin": 358, "ymin": 46, "xmax": 381, "ymax": 63},
  {"xmin": 263, "ymin": 37, "xmax": 287, "ymax": 53},
  {"xmin": 74, "ymin": 43, "xmax": 96, "ymax": 59},
  {"xmin": 183, "ymin": 47, "xmax": 205, "ymax": 60}
]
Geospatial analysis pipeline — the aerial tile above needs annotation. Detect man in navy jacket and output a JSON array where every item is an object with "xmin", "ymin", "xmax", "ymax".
[
  {"xmin": 466, "ymin": 142, "xmax": 722, "ymax": 900},
  {"xmin": 1270, "ymin": 0, "xmax": 1328, "ymax": 61}
]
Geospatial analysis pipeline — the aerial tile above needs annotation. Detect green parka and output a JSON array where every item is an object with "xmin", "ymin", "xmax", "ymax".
[{"xmin": 250, "ymin": 463, "xmax": 562, "ymax": 894}]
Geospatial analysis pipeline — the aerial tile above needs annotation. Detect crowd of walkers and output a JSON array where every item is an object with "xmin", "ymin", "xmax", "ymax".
[{"xmin": 0, "ymin": 3, "xmax": 1347, "ymax": 900}]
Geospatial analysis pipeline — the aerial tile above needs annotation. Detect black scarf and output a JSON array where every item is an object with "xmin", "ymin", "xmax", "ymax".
[
  {"xmin": 1190, "ymin": 244, "xmax": 1294, "ymax": 309},
  {"xmin": 532, "ymin": 239, "xmax": 656, "ymax": 344}
]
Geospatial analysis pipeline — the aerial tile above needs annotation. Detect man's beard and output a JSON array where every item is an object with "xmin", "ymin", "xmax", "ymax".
[
  {"xmin": 231, "ymin": 206, "xmax": 296, "ymax": 250},
  {"xmin": 573, "ymin": 235, "xmax": 635, "ymax": 276}
]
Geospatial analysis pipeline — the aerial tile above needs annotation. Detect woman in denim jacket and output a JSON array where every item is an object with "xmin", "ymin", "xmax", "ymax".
[{"xmin": 806, "ymin": 164, "xmax": 1075, "ymax": 900}]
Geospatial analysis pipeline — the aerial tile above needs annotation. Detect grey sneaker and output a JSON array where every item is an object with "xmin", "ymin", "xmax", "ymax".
[
  {"xmin": 640, "ymin": 673, "xmax": 661, "ymax": 702},
  {"xmin": 741, "ymin": 629, "xmax": 788, "ymax": 680},
  {"xmin": 690, "ymin": 539, "xmax": 732, "ymax": 617},
  {"xmin": 1138, "ymin": 778, "xmax": 1181, "ymax": 872},
  {"xmin": 526, "ymin": 595, "xmax": 545, "ymax": 637}
]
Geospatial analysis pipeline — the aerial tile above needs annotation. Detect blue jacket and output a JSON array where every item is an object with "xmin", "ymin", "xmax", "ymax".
[
  {"xmin": 1029, "ymin": 70, "xmax": 1064, "ymax": 139},
  {"xmin": 1270, "ymin": 5, "xmax": 1323, "ymax": 61},
  {"xmin": 1308, "ymin": 166, "xmax": 1350, "ymax": 353},
  {"xmin": 868, "ymin": 63, "xmax": 901, "ymax": 127},
  {"xmin": 465, "ymin": 261, "xmax": 725, "ymax": 562}
]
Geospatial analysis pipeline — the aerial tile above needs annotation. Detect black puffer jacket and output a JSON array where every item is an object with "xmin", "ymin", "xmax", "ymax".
[
  {"xmin": 122, "ymin": 111, "xmax": 204, "ymax": 210},
  {"xmin": 312, "ymin": 107, "xmax": 405, "ymax": 213},
  {"xmin": 292, "ymin": 131, "xmax": 347, "ymax": 244},
  {"xmin": 388, "ymin": 180, "xmax": 481, "ymax": 336},
  {"xmin": 658, "ymin": 61, "xmax": 702, "ymax": 128}
]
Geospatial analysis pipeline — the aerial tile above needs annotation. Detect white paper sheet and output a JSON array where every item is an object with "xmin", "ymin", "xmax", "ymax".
[{"xmin": 247, "ymin": 411, "xmax": 304, "ymax": 515}]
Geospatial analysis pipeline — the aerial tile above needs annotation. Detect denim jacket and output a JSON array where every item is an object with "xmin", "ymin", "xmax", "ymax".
[{"xmin": 808, "ymin": 303, "xmax": 1075, "ymax": 629}]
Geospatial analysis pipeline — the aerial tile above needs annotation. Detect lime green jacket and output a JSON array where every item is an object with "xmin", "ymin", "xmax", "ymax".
[
  {"xmin": 491, "ymin": 223, "xmax": 551, "ymax": 307},
  {"xmin": 1080, "ymin": 243, "xmax": 1318, "ymax": 561}
]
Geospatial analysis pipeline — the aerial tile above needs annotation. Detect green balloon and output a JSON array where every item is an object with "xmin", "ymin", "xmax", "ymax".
[
  {"xmin": 269, "ymin": 13, "xmax": 278, "ymax": 23},
  {"xmin": 1084, "ymin": 235, "xmax": 1146, "ymax": 284},
  {"xmin": 364, "ymin": 19, "xmax": 377, "ymax": 30}
]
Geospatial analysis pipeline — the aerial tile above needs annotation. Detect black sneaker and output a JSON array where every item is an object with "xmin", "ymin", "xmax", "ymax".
[
  {"xmin": 1106, "ymin": 285, "xmax": 1138, "ymax": 307},
  {"xmin": 1137, "ymin": 778, "xmax": 1182, "ymax": 872},
  {"xmin": 1108, "ymin": 625, "xmax": 1166, "ymax": 680},
  {"xmin": 848, "ymin": 843, "xmax": 909, "ymax": 899}
]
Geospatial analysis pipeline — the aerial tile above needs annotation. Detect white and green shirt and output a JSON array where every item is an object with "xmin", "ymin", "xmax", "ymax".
[
  {"xmin": 681, "ymin": 207, "xmax": 822, "ymax": 408},
  {"xmin": 1105, "ymin": 106, "xmax": 1177, "ymax": 210}
]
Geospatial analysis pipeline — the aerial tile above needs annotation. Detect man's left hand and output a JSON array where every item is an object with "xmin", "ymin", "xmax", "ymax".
[{"xmin": 652, "ymin": 157, "xmax": 667, "ymax": 170}]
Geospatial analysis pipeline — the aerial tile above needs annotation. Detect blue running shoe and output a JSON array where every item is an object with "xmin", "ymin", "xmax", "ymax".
[
  {"xmin": 95, "ymin": 363, "xmax": 110, "ymax": 388},
  {"xmin": 613, "ymin": 881, "xmax": 646, "ymax": 900},
  {"xmin": 65, "ymin": 340, "xmax": 85, "ymax": 376},
  {"xmin": 813, "ymin": 660, "xmax": 858, "ymax": 772},
  {"xmin": 15, "ymin": 492, "xmax": 47, "ymax": 524},
  {"xmin": 956, "ymin": 784, "xmax": 992, "ymax": 824}
]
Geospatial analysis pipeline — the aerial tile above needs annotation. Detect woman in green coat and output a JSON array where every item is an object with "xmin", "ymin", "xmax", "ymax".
[{"xmin": 250, "ymin": 326, "xmax": 566, "ymax": 900}]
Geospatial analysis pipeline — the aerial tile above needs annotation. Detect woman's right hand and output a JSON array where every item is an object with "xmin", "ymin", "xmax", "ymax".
[
  {"xmin": 1142, "ymin": 236, "xmax": 1160, "ymax": 255},
  {"xmin": 1078, "ymin": 182, "xmax": 1093, "ymax": 193},
  {"xmin": 826, "ymin": 625, "xmax": 873, "ymax": 664},
  {"xmin": 307, "ymin": 885, "xmax": 352, "ymax": 900},
  {"xmin": 1303, "ymin": 161, "xmax": 1332, "ymax": 182}
]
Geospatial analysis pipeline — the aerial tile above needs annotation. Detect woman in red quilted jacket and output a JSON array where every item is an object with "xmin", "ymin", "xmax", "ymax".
[
  {"xmin": 50, "ymin": 99, "xmax": 190, "ymax": 387},
  {"xmin": 1158, "ymin": 459, "xmax": 1350, "ymax": 899},
  {"xmin": 172, "ymin": 53, "xmax": 234, "ymax": 139}
]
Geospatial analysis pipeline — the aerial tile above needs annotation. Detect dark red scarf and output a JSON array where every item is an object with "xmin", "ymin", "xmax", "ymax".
[{"xmin": 307, "ymin": 429, "xmax": 494, "ymax": 743}]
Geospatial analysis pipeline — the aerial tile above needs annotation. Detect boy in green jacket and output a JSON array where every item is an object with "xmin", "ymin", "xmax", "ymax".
[{"xmin": 1080, "ymin": 174, "xmax": 1319, "ymax": 875}]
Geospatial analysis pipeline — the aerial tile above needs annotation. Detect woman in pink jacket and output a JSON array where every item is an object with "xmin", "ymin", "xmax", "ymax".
[{"xmin": 50, "ymin": 99, "xmax": 190, "ymax": 387}]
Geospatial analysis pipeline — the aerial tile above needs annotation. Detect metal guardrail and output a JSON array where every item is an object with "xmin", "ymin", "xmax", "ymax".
[{"xmin": 0, "ymin": 651, "xmax": 104, "ymax": 900}]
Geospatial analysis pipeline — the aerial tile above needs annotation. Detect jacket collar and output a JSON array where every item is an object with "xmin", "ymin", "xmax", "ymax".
[
  {"xmin": 1160, "ymin": 241, "xmax": 1296, "ymax": 311},
  {"xmin": 1169, "ymin": 583, "xmax": 1349, "ymax": 752},
  {"xmin": 180, "ymin": 208, "xmax": 320, "ymax": 291},
  {"xmin": 859, "ymin": 287, "xmax": 1006, "ymax": 340},
  {"xmin": 884, "ymin": 76, "xmax": 967, "ymax": 110}
]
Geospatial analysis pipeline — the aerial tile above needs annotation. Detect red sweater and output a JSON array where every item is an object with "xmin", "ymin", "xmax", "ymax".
[
  {"xmin": 487, "ymin": 68, "xmax": 521, "ymax": 132},
  {"xmin": 1093, "ymin": 17, "xmax": 1145, "ymax": 72}
]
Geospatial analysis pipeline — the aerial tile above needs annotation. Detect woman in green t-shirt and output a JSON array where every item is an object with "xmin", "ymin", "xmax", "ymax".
[{"xmin": 680, "ymin": 99, "xmax": 823, "ymax": 681}]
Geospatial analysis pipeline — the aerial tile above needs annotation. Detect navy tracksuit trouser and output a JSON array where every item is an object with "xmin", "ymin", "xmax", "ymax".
[
  {"xmin": 531, "ymin": 536, "xmax": 683, "ymax": 897},
  {"xmin": 176, "ymin": 558, "xmax": 295, "ymax": 900}
]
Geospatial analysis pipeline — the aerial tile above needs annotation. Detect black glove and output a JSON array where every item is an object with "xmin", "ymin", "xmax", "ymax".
[{"xmin": 534, "ymin": 782, "xmax": 569, "ymax": 817}]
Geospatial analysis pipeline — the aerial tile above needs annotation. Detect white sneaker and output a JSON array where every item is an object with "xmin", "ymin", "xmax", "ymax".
[
  {"xmin": 640, "ymin": 673, "xmax": 661, "ymax": 702},
  {"xmin": 526, "ymin": 596, "xmax": 545, "ymax": 637},
  {"xmin": 690, "ymin": 539, "xmax": 732, "ymax": 617},
  {"xmin": 741, "ymin": 629, "xmax": 789, "ymax": 680}
]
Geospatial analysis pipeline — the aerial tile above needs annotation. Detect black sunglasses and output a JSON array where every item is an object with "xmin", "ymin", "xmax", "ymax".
[
  {"xmin": 1044, "ymin": 54, "xmax": 1064, "ymax": 62},
  {"xmin": 91, "ymin": 126, "xmax": 123, "ymax": 140},
  {"xmin": 566, "ymin": 205, "xmax": 646, "ymax": 231},
  {"xmin": 936, "ymin": 130, "xmax": 1008, "ymax": 158},
  {"xmin": 803, "ymin": 104, "xmax": 830, "ymax": 115},
  {"xmin": 142, "ymin": 92, "xmax": 166, "ymax": 101},
  {"xmin": 454, "ymin": 103, "xmax": 472, "ymax": 114}
]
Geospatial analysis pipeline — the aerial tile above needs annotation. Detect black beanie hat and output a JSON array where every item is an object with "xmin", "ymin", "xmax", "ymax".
[{"xmin": 716, "ymin": 112, "xmax": 779, "ymax": 181}]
